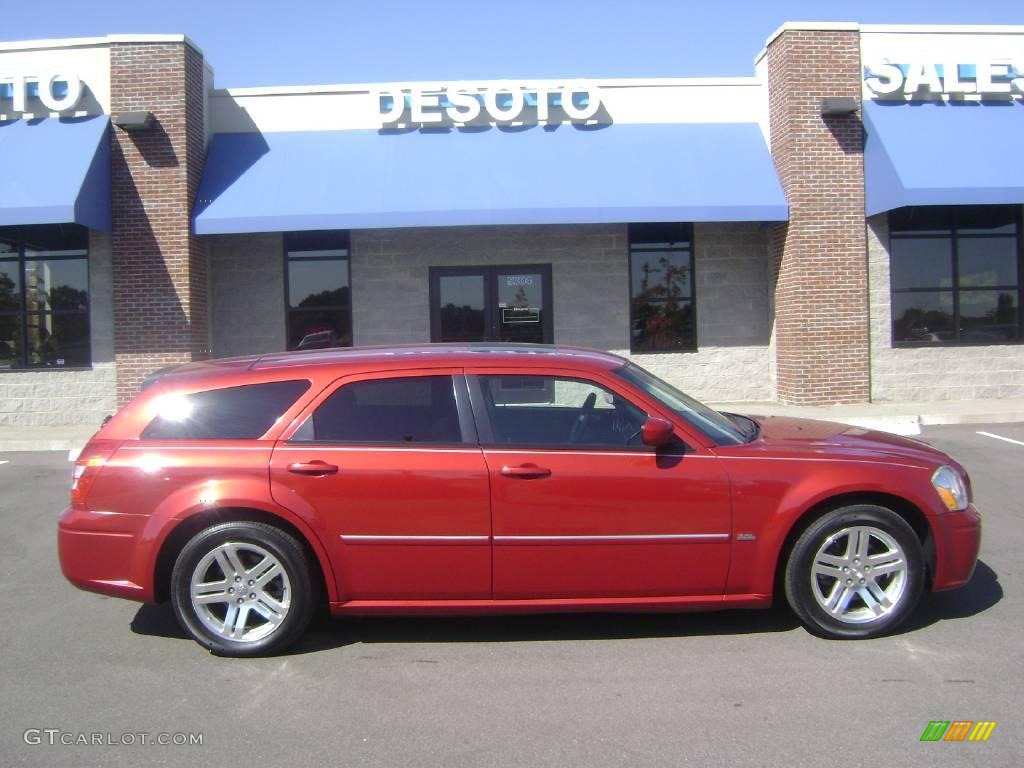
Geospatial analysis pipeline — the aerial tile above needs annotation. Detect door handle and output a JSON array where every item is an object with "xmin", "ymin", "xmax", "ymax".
[
  {"xmin": 500, "ymin": 464, "xmax": 551, "ymax": 479},
  {"xmin": 287, "ymin": 460, "xmax": 339, "ymax": 476}
]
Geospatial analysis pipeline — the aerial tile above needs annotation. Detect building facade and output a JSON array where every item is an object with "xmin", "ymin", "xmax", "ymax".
[{"xmin": 1, "ymin": 22, "xmax": 1023, "ymax": 427}]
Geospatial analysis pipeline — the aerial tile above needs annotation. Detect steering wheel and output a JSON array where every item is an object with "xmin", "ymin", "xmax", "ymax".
[{"xmin": 568, "ymin": 392, "xmax": 597, "ymax": 444}]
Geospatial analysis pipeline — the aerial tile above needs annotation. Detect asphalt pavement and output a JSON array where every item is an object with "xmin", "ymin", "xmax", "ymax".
[{"xmin": 0, "ymin": 423, "xmax": 1021, "ymax": 767}]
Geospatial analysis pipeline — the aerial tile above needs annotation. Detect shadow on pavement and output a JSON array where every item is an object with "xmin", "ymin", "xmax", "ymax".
[
  {"xmin": 130, "ymin": 602, "xmax": 189, "ymax": 640},
  {"xmin": 292, "ymin": 606, "xmax": 802, "ymax": 655},
  {"xmin": 906, "ymin": 559, "xmax": 1003, "ymax": 631},
  {"xmin": 131, "ymin": 600, "xmax": 802, "ymax": 654},
  {"xmin": 129, "ymin": 559, "xmax": 1001, "ymax": 655}
]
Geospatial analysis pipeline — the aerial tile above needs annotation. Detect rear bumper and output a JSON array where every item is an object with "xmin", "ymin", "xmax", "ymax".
[
  {"xmin": 57, "ymin": 507, "xmax": 154, "ymax": 602},
  {"xmin": 930, "ymin": 504, "xmax": 982, "ymax": 592}
]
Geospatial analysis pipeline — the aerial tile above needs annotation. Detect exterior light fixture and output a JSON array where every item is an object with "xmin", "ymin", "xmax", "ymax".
[
  {"xmin": 113, "ymin": 111, "xmax": 154, "ymax": 131},
  {"xmin": 819, "ymin": 97, "xmax": 859, "ymax": 116}
]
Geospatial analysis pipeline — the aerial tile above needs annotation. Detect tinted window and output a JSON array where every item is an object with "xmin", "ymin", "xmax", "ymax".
[
  {"xmin": 628, "ymin": 223, "xmax": 696, "ymax": 352},
  {"xmin": 477, "ymin": 375, "xmax": 648, "ymax": 448},
  {"xmin": 890, "ymin": 206, "xmax": 1022, "ymax": 344},
  {"xmin": 306, "ymin": 376, "xmax": 463, "ymax": 444},
  {"xmin": 0, "ymin": 223, "xmax": 90, "ymax": 369},
  {"xmin": 285, "ymin": 231, "xmax": 352, "ymax": 351},
  {"xmin": 142, "ymin": 380, "xmax": 311, "ymax": 440}
]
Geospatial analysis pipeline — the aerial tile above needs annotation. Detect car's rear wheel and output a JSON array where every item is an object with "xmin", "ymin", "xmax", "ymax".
[
  {"xmin": 784, "ymin": 504, "xmax": 925, "ymax": 639},
  {"xmin": 171, "ymin": 521, "xmax": 315, "ymax": 656}
]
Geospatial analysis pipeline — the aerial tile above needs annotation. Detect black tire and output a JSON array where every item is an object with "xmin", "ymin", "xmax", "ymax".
[
  {"xmin": 784, "ymin": 504, "xmax": 925, "ymax": 639},
  {"xmin": 171, "ymin": 521, "xmax": 315, "ymax": 656}
]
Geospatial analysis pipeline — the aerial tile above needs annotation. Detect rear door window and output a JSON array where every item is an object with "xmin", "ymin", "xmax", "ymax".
[
  {"xmin": 296, "ymin": 375, "xmax": 465, "ymax": 444},
  {"xmin": 142, "ymin": 380, "xmax": 311, "ymax": 439}
]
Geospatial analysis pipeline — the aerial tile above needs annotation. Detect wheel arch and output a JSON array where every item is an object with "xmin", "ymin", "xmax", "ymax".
[
  {"xmin": 153, "ymin": 507, "xmax": 334, "ymax": 606},
  {"xmin": 771, "ymin": 491, "xmax": 934, "ymax": 601}
]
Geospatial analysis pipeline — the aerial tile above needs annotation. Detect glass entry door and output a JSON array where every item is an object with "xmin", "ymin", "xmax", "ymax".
[{"xmin": 430, "ymin": 265, "xmax": 553, "ymax": 344}]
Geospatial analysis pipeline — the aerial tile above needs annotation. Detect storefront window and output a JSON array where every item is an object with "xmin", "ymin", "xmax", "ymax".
[
  {"xmin": 0, "ymin": 224, "xmax": 90, "ymax": 369},
  {"xmin": 890, "ymin": 206, "xmax": 1022, "ymax": 345},
  {"xmin": 628, "ymin": 223, "xmax": 695, "ymax": 352},
  {"xmin": 284, "ymin": 231, "xmax": 352, "ymax": 350}
]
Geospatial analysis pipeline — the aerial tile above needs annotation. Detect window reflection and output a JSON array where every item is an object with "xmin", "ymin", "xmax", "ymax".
[
  {"xmin": 629, "ymin": 223, "xmax": 695, "ymax": 352},
  {"xmin": 0, "ymin": 225, "xmax": 90, "ymax": 368},
  {"xmin": 890, "ymin": 206, "xmax": 1021, "ymax": 345},
  {"xmin": 439, "ymin": 274, "xmax": 485, "ymax": 342},
  {"xmin": 285, "ymin": 233, "xmax": 351, "ymax": 350}
]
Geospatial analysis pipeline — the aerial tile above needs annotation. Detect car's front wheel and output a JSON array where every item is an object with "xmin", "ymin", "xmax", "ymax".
[
  {"xmin": 784, "ymin": 505, "xmax": 925, "ymax": 639},
  {"xmin": 171, "ymin": 521, "xmax": 315, "ymax": 656}
]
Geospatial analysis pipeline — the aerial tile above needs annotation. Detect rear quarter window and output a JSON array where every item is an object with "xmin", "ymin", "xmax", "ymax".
[{"xmin": 142, "ymin": 380, "xmax": 311, "ymax": 440}]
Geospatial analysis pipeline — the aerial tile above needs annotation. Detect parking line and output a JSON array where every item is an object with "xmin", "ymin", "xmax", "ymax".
[
  {"xmin": 977, "ymin": 431, "xmax": 1024, "ymax": 447},
  {"xmin": 0, "ymin": 460, "xmax": 8, "ymax": 466}
]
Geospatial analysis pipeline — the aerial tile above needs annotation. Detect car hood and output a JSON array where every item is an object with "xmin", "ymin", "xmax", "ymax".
[{"xmin": 743, "ymin": 415, "xmax": 951, "ymax": 467}]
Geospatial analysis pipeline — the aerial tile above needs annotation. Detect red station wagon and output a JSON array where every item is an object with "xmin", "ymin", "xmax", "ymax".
[{"xmin": 58, "ymin": 344, "xmax": 982, "ymax": 656}]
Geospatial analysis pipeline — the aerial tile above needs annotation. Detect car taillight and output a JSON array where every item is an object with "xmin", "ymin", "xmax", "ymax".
[{"xmin": 70, "ymin": 438, "xmax": 121, "ymax": 510}]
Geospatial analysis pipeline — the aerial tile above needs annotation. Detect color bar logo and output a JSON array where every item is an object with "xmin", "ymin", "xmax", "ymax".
[{"xmin": 920, "ymin": 721, "xmax": 997, "ymax": 742}]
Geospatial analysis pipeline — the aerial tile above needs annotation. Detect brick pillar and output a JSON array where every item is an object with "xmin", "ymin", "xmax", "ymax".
[
  {"xmin": 110, "ymin": 41, "xmax": 209, "ymax": 404},
  {"xmin": 766, "ymin": 28, "xmax": 870, "ymax": 404}
]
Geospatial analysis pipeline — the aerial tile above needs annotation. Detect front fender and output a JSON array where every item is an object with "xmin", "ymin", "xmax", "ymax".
[{"xmin": 723, "ymin": 458, "xmax": 940, "ymax": 597}]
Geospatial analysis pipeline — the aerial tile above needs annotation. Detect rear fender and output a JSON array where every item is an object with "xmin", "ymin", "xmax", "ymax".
[{"xmin": 142, "ymin": 475, "xmax": 338, "ymax": 603}]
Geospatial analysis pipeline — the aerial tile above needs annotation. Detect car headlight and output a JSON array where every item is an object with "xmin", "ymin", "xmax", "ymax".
[{"xmin": 931, "ymin": 465, "xmax": 969, "ymax": 512}]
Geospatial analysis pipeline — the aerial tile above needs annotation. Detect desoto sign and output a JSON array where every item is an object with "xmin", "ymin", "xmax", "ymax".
[
  {"xmin": 0, "ymin": 73, "xmax": 85, "ymax": 114},
  {"xmin": 375, "ymin": 82, "xmax": 604, "ymax": 128},
  {"xmin": 864, "ymin": 62, "xmax": 1024, "ymax": 98}
]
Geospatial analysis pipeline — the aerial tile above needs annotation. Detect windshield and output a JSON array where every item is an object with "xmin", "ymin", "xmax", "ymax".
[{"xmin": 614, "ymin": 362, "xmax": 747, "ymax": 445}]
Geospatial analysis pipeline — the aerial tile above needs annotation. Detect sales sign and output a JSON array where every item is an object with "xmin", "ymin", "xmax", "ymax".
[{"xmin": 864, "ymin": 62, "xmax": 1024, "ymax": 99}]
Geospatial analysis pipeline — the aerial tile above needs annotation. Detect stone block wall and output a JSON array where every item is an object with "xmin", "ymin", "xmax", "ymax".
[
  {"xmin": 208, "ymin": 233, "xmax": 286, "ymax": 358},
  {"xmin": 633, "ymin": 222, "xmax": 773, "ymax": 402},
  {"xmin": 351, "ymin": 224, "xmax": 629, "ymax": 349},
  {"xmin": 350, "ymin": 223, "xmax": 773, "ymax": 401}
]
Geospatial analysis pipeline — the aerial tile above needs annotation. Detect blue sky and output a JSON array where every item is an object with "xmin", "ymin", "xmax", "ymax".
[{"xmin": 2, "ymin": 1, "xmax": 1016, "ymax": 87}]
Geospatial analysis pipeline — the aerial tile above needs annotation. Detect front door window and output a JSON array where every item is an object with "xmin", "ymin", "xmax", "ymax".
[{"xmin": 430, "ymin": 265, "xmax": 553, "ymax": 344}]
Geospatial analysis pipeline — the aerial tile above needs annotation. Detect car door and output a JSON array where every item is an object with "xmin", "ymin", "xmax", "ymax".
[
  {"xmin": 269, "ymin": 369, "xmax": 491, "ymax": 600},
  {"xmin": 467, "ymin": 369, "xmax": 733, "ymax": 599}
]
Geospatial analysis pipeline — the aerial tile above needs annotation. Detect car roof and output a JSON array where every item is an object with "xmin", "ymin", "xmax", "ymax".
[{"xmin": 151, "ymin": 343, "xmax": 627, "ymax": 383}]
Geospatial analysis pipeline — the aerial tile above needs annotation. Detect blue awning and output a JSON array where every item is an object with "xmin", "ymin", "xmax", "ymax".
[
  {"xmin": 864, "ymin": 100, "xmax": 1024, "ymax": 216},
  {"xmin": 193, "ymin": 122, "xmax": 787, "ymax": 234},
  {"xmin": 0, "ymin": 116, "xmax": 111, "ymax": 232}
]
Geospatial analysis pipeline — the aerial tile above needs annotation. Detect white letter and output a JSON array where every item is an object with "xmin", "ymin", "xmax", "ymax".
[
  {"xmin": 904, "ymin": 63, "xmax": 943, "ymax": 95},
  {"xmin": 11, "ymin": 74, "xmax": 27, "ymax": 112},
  {"xmin": 483, "ymin": 85, "xmax": 525, "ymax": 122},
  {"xmin": 376, "ymin": 89, "xmax": 406, "ymax": 126},
  {"xmin": 23, "ymin": 730, "xmax": 40, "ymax": 746},
  {"xmin": 561, "ymin": 82, "xmax": 601, "ymax": 121},
  {"xmin": 39, "ymin": 74, "xmax": 83, "ymax": 112},
  {"xmin": 941, "ymin": 63, "xmax": 972, "ymax": 94},
  {"xmin": 864, "ymin": 63, "xmax": 904, "ymax": 95},
  {"xmin": 445, "ymin": 87, "xmax": 481, "ymax": 122},
  {"xmin": 411, "ymin": 89, "xmax": 443, "ymax": 123},
  {"xmin": 977, "ymin": 62, "xmax": 1011, "ymax": 95},
  {"xmin": 534, "ymin": 87, "xmax": 550, "ymax": 122}
]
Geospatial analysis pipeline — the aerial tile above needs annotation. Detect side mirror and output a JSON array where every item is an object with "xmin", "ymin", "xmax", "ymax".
[{"xmin": 641, "ymin": 417, "xmax": 675, "ymax": 447}]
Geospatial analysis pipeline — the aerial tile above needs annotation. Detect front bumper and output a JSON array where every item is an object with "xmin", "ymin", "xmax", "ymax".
[
  {"xmin": 57, "ymin": 507, "xmax": 154, "ymax": 602},
  {"xmin": 930, "ymin": 504, "xmax": 982, "ymax": 592}
]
